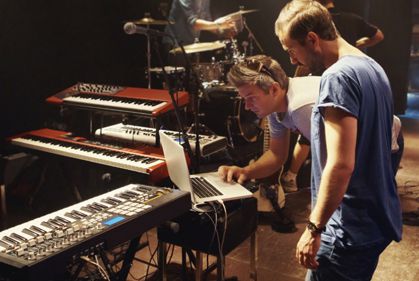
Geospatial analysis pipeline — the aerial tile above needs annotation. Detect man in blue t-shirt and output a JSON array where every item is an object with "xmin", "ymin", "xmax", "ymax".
[{"xmin": 275, "ymin": 1, "xmax": 402, "ymax": 280}]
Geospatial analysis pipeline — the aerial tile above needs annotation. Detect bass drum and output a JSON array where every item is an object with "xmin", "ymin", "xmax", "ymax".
[{"xmin": 200, "ymin": 86, "xmax": 262, "ymax": 147}]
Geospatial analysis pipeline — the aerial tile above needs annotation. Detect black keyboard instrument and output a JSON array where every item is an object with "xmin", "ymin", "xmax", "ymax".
[{"xmin": 0, "ymin": 183, "xmax": 190, "ymax": 280}]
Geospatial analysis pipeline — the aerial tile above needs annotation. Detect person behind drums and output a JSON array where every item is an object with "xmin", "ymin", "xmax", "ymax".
[{"xmin": 162, "ymin": 0, "xmax": 236, "ymax": 59}]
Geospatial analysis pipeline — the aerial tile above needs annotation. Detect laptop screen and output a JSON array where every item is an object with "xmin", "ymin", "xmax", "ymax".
[{"xmin": 159, "ymin": 131, "xmax": 194, "ymax": 196}]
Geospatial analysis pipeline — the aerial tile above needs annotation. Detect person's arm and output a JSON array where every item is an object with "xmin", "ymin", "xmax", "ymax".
[
  {"xmin": 355, "ymin": 28, "xmax": 384, "ymax": 48},
  {"xmin": 218, "ymin": 132, "xmax": 290, "ymax": 184},
  {"xmin": 296, "ymin": 107, "xmax": 357, "ymax": 269},
  {"xmin": 193, "ymin": 19, "xmax": 225, "ymax": 31},
  {"xmin": 178, "ymin": 0, "xmax": 235, "ymax": 34}
]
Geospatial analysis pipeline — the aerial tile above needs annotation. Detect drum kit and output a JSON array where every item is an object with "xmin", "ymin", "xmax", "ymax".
[{"xmin": 131, "ymin": 9, "xmax": 263, "ymax": 148}]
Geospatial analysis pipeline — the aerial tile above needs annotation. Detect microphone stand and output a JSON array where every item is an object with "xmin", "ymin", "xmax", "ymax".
[
  {"xmin": 144, "ymin": 12, "xmax": 153, "ymax": 89},
  {"xmin": 149, "ymin": 34, "xmax": 198, "ymax": 172}
]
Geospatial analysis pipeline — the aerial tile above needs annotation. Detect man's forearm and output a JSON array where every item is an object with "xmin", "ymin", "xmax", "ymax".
[
  {"xmin": 310, "ymin": 107, "xmax": 357, "ymax": 228},
  {"xmin": 193, "ymin": 19, "xmax": 218, "ymax": 31},
  {"xmin": 356, "ymin": 30, "xmax": 384, "ymax": 49},
  {"xmin": 309, "ymin": 163, "xmax": 353, "ymax": 228},
  {"xmin": 245, "ymin": 149, "xmax": 285, "ymax": 179}
]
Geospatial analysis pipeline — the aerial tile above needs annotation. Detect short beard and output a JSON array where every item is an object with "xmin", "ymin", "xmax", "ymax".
[{"xmin": 306, "ymin": 48, "xmax": 326, "ymax": 75}]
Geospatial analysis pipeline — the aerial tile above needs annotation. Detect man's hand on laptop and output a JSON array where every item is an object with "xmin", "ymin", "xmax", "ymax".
[{"xmin": 218, "ymin": 165, "xmax": 249, "ymax": 184}]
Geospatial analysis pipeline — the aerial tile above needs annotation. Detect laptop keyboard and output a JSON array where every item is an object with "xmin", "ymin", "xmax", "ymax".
[{"xmin": 191, "ymin": 177, "xmax": 223, "ymax": 198}]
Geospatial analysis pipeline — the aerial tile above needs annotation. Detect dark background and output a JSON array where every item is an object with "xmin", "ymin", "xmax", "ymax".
[{"xmin": 0, "ymin": 0, "xmax": 412, "ymax": 153}]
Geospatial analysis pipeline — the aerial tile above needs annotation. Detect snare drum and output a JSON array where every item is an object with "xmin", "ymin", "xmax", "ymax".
[
  {"xmin": 200, "ymin": 86, "xmax": 262, "ymax": 146},
  {"xmin": 148, "ymin": 66, "xmax": 185, "ymax": 90}
]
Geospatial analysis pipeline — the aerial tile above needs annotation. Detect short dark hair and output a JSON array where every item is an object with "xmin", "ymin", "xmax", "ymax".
[{"xmin": 275, "ymin": 0, "xmax": 337, "ymax": 44}]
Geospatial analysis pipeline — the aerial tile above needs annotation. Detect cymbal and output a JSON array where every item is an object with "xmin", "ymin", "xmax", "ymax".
[
  {"xmin": 133, "ymin": 16, "xmax": 173, "ymax": 25},
  {"xmin": 215, "ymin": 9, "xmax": 258, "ymax": 22},
  {"xmin": 170, "ymin": 41, "xmax": 226, "ymax": 54}
]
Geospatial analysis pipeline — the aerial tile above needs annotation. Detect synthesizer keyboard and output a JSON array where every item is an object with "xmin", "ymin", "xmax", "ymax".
[
  {"xmin": 46, "ymin": 83, "xmax": 189, "ymax": 117},
  {"xmin": 95, "ymin": 123, "xmax": 228, "ymax": 157},
  {"xmin": 0, "ymin": 183, "xmax": 190, "ymax": 280},
  {"xmin": 10, "ymin": 128, "xmax": 168, "ymax": 182}
]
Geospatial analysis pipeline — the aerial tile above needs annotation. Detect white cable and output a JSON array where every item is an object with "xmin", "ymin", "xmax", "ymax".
[
  {"xmin": 204, "ymin": 210, "xmax": 219, "ymax": 252},
  {"xmin": 94, "ymin": 254, "xmax": 111, "ymax": 281},
  {"xmin": 219, "ymin": 200, "xmax": 228, "ymax": 254},
  {"xmin": 207, "ymin": 201, "xmax": 223, "ymax": 280},
  {"xmin": 80, "ymin": 255, "xmax": 110, "ymax": 281}
]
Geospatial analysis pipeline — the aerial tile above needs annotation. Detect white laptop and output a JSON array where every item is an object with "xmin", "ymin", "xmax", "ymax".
[{"xmin": 159, "ymin": 131, "xmax": 253, "ymax": 205}]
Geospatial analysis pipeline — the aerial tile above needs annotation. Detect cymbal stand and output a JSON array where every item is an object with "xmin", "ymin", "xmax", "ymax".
[
  {"xmin": 243, "ymin": 16, "xmax": 264, "ymax": 54},
  {"xmin": 146, "ymin": 29, "xmax": 152, "ymax": 88}
]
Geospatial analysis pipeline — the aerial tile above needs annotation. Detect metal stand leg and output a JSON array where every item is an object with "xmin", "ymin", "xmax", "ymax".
[
  {"xmin": 147, "ymin": 31, "xmax": 152, "ymax": 89},
  {"xmin": 182, "ymin": 248, "xmax": 188, "ymax": 280},
  {"xmin": 117, "ymin": 237, "xmax": 140, "ymax": 281},
  {"xmin": 28, "ymin": 160, "xmax": 48, "ymax": 208},
  {"xmin": 158, "ymin": 241, "xmax": 167, "ymax": 281},
  {"xmin": 195, "ymin": 251, "xmax": 203, "ymax": 281},
  {"xmin": 144, "ymin": 12, "xmax": 152, "ymax": 89},
  {"xmin": 250, "ymin": 232, "xmax": 257, "ymax": 281}
]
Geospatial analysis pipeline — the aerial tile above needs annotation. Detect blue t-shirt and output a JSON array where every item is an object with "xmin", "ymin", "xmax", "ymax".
[{"xmin": 311, "ymin": 55, "xmax": 402, "ymax": 248}]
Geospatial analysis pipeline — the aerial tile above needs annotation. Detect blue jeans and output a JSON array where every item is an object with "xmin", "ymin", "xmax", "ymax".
[{"xmin": 305, "ymin": 240, "xmax": 391, "ymax": 281}]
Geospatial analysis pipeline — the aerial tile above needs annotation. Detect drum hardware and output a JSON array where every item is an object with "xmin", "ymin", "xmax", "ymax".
[{"xmin": 229, "ymin": 38, "xmax": 244, "ymax": 63}]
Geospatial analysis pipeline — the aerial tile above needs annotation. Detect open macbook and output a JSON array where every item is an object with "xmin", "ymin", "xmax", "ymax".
[{"xmin": 159, "ymin": 131, "xmax": 253, "ymax": 205}]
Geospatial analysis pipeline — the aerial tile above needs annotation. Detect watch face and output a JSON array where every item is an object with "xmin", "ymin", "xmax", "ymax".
[
  {"xmin": 307, "ymin": 222, "xmax": 316, "ymax": 232},
  {"xmin": 307, "ymin": 222, "xmax": 323, "ymax": 234}
]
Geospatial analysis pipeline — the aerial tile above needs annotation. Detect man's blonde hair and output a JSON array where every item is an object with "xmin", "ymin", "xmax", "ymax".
[
  {"xmin": 275, "ymin": 0, "xmax": 337, "ymax": 44},
  {"xmin": 227, "ymin": 55, "xmax": 289, "ymax": 92}
]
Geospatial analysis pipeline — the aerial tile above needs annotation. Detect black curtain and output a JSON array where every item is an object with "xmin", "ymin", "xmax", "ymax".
[
  {"xmin": 0, "ymin": 0, "xmax": 153, "ymax": 152},
  {"xmin": 367, "ymin": 0, "xmax": 412, "ymax": 114}
]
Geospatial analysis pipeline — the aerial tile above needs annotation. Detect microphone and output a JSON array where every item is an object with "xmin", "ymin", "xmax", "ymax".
[{"xmin": 123, "ymin": 22, "xmax": 169, "ymax": 37}]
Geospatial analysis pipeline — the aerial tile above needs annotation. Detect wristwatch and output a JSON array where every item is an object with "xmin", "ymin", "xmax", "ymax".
[{"xmin": 306, "ymin": 221, "xmax": 325, "ymax": 236}]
